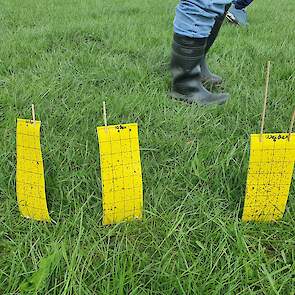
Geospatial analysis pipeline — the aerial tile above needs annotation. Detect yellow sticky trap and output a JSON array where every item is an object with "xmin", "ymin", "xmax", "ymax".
[
  {"xmin": 242, "ymin": 133, "xmax": 295, "ymax": 222},
  {"xmin": 16, "ymin": 119, "xmax": 50, "ymax": 222},
  {"xmin": 97, "ymin": 124, "xmax": 143, "ymax": 225}
]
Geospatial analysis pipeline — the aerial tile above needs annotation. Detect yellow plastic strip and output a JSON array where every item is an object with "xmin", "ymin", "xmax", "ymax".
[
  {"xmin": 16, "ymin": 119, "xmax": 50, "ymax": 222},
  {"xmin": 97, "ymin": 123, "xmax": 143, "ymax": 225},
  {"xmin": 242, "ymin": 133, "xmax": 295, "ymax": 222}
]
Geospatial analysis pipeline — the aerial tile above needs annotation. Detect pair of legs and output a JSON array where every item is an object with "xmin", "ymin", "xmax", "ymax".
[
  {"xmin": 170, "ymin": 0, "xmax": 232, "ymax": 105},
  {"xmin": 227, "ymin": 0, "xmax": 254, "ymax": 25}
]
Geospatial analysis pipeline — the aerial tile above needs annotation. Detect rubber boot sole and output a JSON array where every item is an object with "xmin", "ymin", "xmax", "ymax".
[{"xmin": 170, "ymin": 91, "xmax": 229, "ymax": 106}]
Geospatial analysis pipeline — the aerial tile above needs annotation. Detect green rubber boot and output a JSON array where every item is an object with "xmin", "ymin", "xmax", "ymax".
[{"xmin": 170, "ymin": 33, "xmax": 229, "ymax": 105}]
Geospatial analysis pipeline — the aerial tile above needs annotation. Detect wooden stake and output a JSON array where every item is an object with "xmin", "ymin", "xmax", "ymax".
[
  {"xmin": 260, "ymin": 61, "xmax": 271, "ymax": 142},
  {"xmin": 103, "ymin": 101, "xmax": 107, "ymax": 131},
  {"xmin": 31, "ymin": 104, "xmax": 36, "ymax": 124},
  {"xmin": 288, "ymin": 109, "xmax": 295, "ymax": 141}
]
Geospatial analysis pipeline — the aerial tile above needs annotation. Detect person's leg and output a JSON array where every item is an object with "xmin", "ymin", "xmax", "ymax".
[
  {"xmin": 174, "ymin": 0, "xmax": 230, "ymax": 38},
  {"xmin": 200, "ymin": 4, "xmax": 231, "ymax": 84},
  {"xmin": 171, "ymin": 0, "xmax": 232, "ymax": 105}
]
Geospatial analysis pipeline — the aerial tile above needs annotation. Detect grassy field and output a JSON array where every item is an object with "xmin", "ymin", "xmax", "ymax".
[{"xmin": 1, "ymin": 0, "xmax": 295, "ymax": 294}]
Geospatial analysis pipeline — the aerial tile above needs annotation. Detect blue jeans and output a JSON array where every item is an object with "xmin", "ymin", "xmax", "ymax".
[
  {"xmin": 233, "ymin": 0, "xmax": 253, "ymax": 9},
  {"xmin": 174, "ymin": 0, "xmax": 233, "ymax": 38}
]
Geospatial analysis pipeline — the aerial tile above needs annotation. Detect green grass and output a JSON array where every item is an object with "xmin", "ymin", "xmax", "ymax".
[{"xmin": 1, "ymin": 0, "xmax": 295, "ymax": 294}]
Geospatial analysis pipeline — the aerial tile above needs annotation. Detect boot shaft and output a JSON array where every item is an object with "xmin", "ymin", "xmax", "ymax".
[
  {"xmin": 171, "ymin": 33, "xmax": 207, "ymax": 72},
  {"xmin": 205, "ymin": 4, "xmax": 230, "ymax": 53}
]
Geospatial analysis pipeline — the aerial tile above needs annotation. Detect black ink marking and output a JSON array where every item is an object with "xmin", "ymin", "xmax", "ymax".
[
  {"xmin": 115, "ymin": 125, "xmax": 127, "ymax": 130},
  {"xmin": 266, "ymin": 134, "xmax": 289, "ymax": 142}
]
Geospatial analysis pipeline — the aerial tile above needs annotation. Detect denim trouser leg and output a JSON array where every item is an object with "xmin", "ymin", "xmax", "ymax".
[
  {"xmin": 233, "ymin": 0, "xmax": 253, "ymax": 9},
  {"xmin": 174, "ymin": 0, "xmax": 233, "ymax": 38}
]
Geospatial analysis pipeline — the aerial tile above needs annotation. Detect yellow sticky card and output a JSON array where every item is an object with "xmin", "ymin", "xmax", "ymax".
[
  {"xmin": 97, "ymin": 123, "xmax": 143, "ymax": 225},
  {"xmin": 242, "ymin": 133, "xmax": 295, "ymax": 222},
  {"xmin": 16, "ymin": 119, "xmax": 50, "ymax": 222}
]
